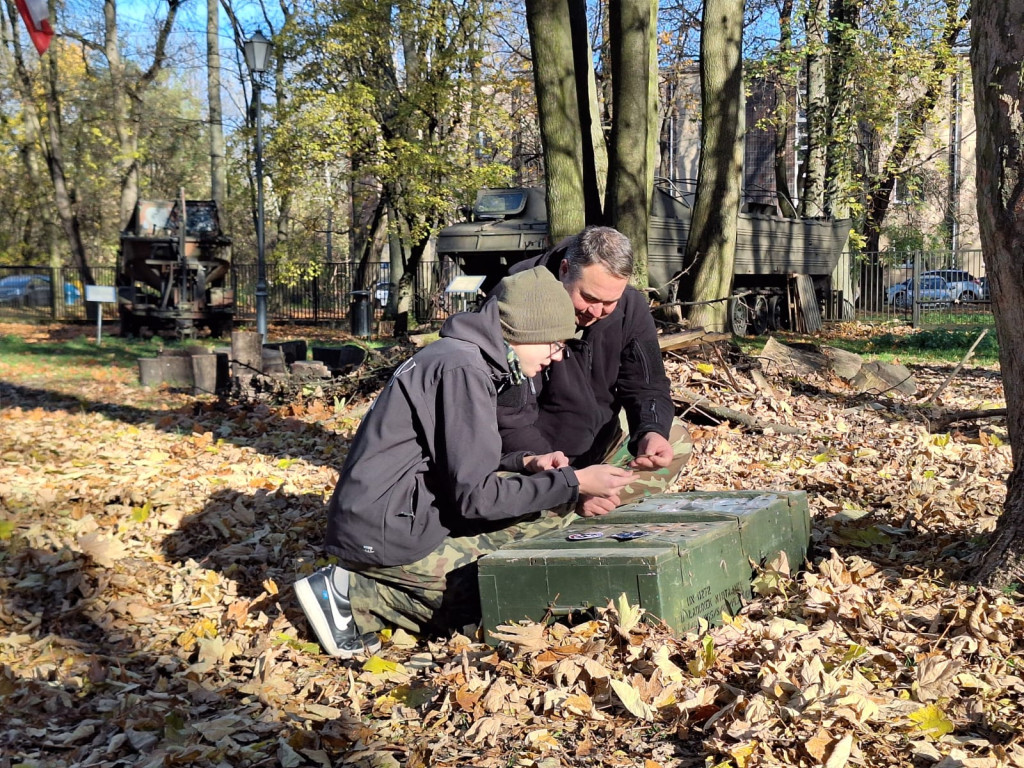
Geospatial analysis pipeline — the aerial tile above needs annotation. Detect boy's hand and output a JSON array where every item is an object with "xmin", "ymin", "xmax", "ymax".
[
  {"xmin": 524, "ymin": 451, "xmax": 570, "ymax": 472},
  {"xmin": 575, "ymin": 464, "xmax": 633, "ymax": 499},
  {"xmin": 576, "ymin": 493, "xmax": 619, "ymax": 517}
]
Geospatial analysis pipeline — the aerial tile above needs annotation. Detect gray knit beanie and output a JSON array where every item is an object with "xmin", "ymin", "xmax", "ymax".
[{"xmin": 492, "ymin": 267, "xmax": 578, "ymax": 344}]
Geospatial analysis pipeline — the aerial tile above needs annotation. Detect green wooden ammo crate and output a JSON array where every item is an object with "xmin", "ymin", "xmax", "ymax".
[
  {"xmin": 584, "ymin": 490, "xmax": 811, "ymax": 570},
  {"xmin": 477, "ymin": 491, "xmax": 811, "ymax": 640}
]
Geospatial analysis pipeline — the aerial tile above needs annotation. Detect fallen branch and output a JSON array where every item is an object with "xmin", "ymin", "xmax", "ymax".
[
  {"xmin": 926, "ymin": 407, "xmax": 1006, "ymax": 433},
  {"xmin": 674, "ymin": 387, "xmax": 805, "ymax": 435}
]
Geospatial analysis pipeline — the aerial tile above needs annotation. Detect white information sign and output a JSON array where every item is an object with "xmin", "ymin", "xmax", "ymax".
[
  {"xmin": 85, "ymin": 285, "xmax": 117, "ymax": 303},
  {"xmin": 85, "ymin": 285, "xmax": 118, "ymax": 344}
]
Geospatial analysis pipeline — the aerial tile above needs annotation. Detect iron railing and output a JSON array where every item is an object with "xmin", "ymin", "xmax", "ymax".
[
  {"xmin": 854, "ymin": 249, "xmax": 991, "ymax": 327},
  {"xmin": 0, "ymin": 260, "xmax": 474, "ymax": 328},
  {"xmin": 0, "ymin": 249, "xmax": 994, "ymax": 331}
]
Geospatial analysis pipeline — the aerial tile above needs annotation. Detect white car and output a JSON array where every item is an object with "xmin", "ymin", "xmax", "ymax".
[{"xmin": 887, "ymin": 275, "xmax": 956, "ymax": 308}]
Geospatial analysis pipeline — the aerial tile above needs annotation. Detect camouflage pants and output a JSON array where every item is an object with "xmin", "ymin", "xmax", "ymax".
[
  {"xmin": 346, "ymin": 509, "xmax": 574, "ymax": 636},
  {"xmin": 589, "ymin": 414, "xmax": 693, "ymax": 507}
]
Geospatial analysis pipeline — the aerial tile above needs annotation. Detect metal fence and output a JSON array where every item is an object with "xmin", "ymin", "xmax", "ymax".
[
  {"xmin": 854, "ymin": 249, "xmax": 992, "ymax": 327},
  {"xmin": 0, "ymin": 266, "xmax": 116, "ymax": 322},
  {"xmin": 0, "ymin": 249, "xmax": 994, "ymax": 331},
  {"xmin": 0, "ymin": 260, "xmax": 474, "ymax": 328}
]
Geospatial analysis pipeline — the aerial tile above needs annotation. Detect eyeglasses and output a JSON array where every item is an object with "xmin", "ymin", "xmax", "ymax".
[{"xmin": 549, "ymin": 341, "xmax": 567, "ymax": 355}]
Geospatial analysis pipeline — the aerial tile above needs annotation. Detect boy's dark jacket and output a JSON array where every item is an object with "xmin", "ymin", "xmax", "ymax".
[
  {"xmin": 497, "ymin": 249, "xmax": 674, "ymax": 462},
  {"xmin": 325, "ymin": 300, "xmax": 579, "ymax": 567}
]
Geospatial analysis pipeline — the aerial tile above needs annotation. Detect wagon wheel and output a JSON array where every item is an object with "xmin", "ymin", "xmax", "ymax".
[
  {"xmin": 750, "ymin": 295, "xmax": 769, "ymax": 336},
  {"xmin": 767, "ymin": 295, "xmax": 786, "ymax": 330},
  {"xmin": 729, "ymin": 296, "xmax": 749, "ymax": 336},
  {"xmin": 207, "ymin": 317, "xmax": 229, "ymax": 339},
  {"xmin": 119, "ymin": 307, "xmax": 139, "ymax": 338}
]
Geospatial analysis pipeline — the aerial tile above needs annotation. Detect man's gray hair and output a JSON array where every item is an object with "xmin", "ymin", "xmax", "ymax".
[{"xmin": 563, "ymin": 226, "xmax": 634, "ymax": 281}]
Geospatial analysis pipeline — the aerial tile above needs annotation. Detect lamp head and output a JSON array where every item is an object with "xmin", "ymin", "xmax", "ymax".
[{"xmin": 244, "ymin": 30, "xmax": 272, "ymax": 74}]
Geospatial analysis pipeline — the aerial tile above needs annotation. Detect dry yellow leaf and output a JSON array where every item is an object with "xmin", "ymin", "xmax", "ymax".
[{"xmin": 824, "ymin": 733, "xmax": 854, "ymax": 768}]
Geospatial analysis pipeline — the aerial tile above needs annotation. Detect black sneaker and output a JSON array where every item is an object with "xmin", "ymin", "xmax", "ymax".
[{"xmin": 294, "ymin": 568, "xmax": 382, "ymax": 659}]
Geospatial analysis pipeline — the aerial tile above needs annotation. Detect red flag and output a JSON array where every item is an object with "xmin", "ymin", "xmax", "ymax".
[{"xmin": 15, "ymin": 0, "xmax": 54, "ymax": 55}]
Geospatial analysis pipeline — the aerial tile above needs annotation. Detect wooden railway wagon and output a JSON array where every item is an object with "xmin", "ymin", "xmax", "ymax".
[{"xmin": 436, "ymin": 184, "xmax": 852, "ymax": 335}]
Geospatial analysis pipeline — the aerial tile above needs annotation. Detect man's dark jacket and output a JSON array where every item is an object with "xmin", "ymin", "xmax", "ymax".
[
  {"xmin": 497, "ymin": 249, "xmax": 673, "ymax": 462},
  {"xmin": 325, "ymin": 300, "xmax": 579, "ymax": 567}
]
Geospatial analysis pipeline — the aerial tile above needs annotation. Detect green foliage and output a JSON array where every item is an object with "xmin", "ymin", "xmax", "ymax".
[
  {"xmin": 882, "ymin": 224, "xmax": 926, "ymax": 252},
  {"xmin": 0, "ymin": 37, "xmax": 210, "ymax": 267},
  {"xmin": 281, "ymin": 0, "xmax": 516, "ymax": 251}
]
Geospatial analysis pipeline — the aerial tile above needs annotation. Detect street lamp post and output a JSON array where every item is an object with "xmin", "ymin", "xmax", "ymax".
[{"xmin": 244, "ymin": 31, "xmax": 272, "ymax": 340}]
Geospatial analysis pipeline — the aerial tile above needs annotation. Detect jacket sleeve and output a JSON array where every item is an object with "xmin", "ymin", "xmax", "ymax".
[
  {"xmin": 495, "ymin": 377, "xmax": 555, "ymax": 455},
  {"xmin": 438, "ymin": 365, "xmax": 578, "ymax": 521},
  {"xmin": 616, "ymin": 292, "xmax": 675, "ymax": 453}
]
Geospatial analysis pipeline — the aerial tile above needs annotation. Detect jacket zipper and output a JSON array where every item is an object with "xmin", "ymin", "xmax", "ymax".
[{"xmin": 632, "ymin": 338, "xmax": 651, "ymax": 384}]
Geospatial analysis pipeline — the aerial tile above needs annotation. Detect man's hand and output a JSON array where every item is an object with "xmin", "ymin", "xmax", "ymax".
[
  {"xmin": 523, "ymin": 451, "xmax": 570, "ymax": 473},
  {"xmin": 576, "ymin": 493, "xmax": 619, "ymax": 517},
  {"xmin": 629, "ymin": 432, "xmax": 674, "ymax": 470}
]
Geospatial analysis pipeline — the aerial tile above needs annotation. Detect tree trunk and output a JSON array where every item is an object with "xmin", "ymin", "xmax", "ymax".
[
  {"xmin": 823, "ymin": 0, "xmax": 857, "ymax": 220},
  {"xmin": 606, "ymin": 0, "xmax": 654, "ymax": 287},
  {"xmin": 41, "ymin": 48, "xmax": 92, "ymax": 291},
  {"xmin": 568, "ymin": 0, "xmax": 605, "ymax": 222},
  {"xmin": 105, "ymin": 0, "xmax": 177, "ymax": 228},
  {"xmin": 800, "ymin": 0, "xmax": 827, "ymax": 217},
  {"xmin": 969, "ymin": 0, "xmax": 1024, "ymax": 590},
  {"xmin": 773, "ymin": 0, "xmax": 798, "ymax": 218},
  {"xmin": 683, "ymin": 0, "xmax": 745, "ymax": 333},
  {"xmin": 207, "ymin": 0, "xmax": 226, "ymax": 207},
  {"xmin": 526, "ymin": 0, "xmax": 587, "ymax": 239}
]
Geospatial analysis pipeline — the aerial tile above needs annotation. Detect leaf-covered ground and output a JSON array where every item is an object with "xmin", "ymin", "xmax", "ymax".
[{"xmin": 1, "ymin": 322, "xmax": 1022, "ymax": 768}]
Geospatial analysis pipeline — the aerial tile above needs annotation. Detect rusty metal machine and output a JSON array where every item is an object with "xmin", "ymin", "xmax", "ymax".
[{"xmin": 117, "ymin": 197, "xmax": 233, "ymax": 338}]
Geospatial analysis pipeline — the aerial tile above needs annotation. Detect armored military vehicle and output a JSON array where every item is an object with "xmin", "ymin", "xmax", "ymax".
[
  {"xmin": 436, "ymin": 183, "xmax": 852, "ymax": 334},
  {"xmin": 117, "ymin": 198, "xmax": 233, "ymax": 338}
]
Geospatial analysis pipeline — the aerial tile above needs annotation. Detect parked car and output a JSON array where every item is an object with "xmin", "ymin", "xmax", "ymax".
[
  {"xmin": 887, "ymin": 275, "xmax": 957, "ymax": 308},
  {"xmin": 0, "ymin": 274, "xmax": 82, "ymax": 307},
  {"xmin": 920, "ymin": 269, "xmax": 983, "ymax": 302}
]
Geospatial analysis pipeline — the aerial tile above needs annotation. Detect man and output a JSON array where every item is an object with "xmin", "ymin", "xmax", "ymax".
[
  {"xmin": 497, "ymin": 226, "xmax": 690, "ymax": 518},
  {"xmin": 294, "ymin": 267, "xmax": 634, "ymax": 658}
]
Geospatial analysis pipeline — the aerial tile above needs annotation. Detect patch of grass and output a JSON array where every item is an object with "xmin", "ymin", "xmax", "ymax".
[
  {"xmin": 0, "ymin": 333, "xmax": 218, "ymax": 374},
  {"xmin": 839, "ymin": 327, "xmax": 998, "ymax": 365},
  {"xmin": 738, "ymin": 324, "xmax": 999, "ymax": 365}
]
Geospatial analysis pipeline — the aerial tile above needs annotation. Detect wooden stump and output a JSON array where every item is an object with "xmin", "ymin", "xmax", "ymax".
[
  {"xmin": 231, "ymin": 330, "xmax": 263, "ymax": 380},
  {"xmin": 138, "ymin": 356, "xmax": 193, "ymax": 388},
  {"xmin": 191, "ymin": 354, "xmax": 218, "ymax": 395}
]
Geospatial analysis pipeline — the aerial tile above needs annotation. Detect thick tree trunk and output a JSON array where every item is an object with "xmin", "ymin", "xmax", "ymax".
[
  {"xmin": 823, "ymin": 0, "xmax": 857, "ymax": 219},
  {"xmin": 568, "ymin": 0, "xmax": 605, "ymax": 223},
  {"xmin": 800, "ymin": 0, "xmax": 827, "ymax": 217},
  {"xmin": 207, "ymin": 0, "xmax": 226, "ymax": 207},
  {"xmin": 606, "ymin": 0, "xmax": 654, "ymax": 287},
  {"xmin": 526, "ymin": 0, "xmax": 587, "ymax": 239},
  {"xmin": 683, "ymin": 0, "xmax": 744, "ymax": 333},
  {"xmin": 970, "ymin": 0, "xmax": 1024, "ymax": 589}
]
